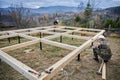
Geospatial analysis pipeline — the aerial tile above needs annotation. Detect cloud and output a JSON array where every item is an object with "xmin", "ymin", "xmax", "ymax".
[{"xmin": 0, "ymin": 0, "xmax": 120, "ymax": 8}]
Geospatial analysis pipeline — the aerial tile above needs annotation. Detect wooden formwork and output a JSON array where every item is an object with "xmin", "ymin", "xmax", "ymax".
[{"xmin": 0, "ymin": 26, "xmax": 106, "ymax": 80}]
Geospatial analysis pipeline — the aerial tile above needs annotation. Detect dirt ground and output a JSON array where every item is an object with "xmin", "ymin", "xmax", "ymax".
[{"xmin": 0, "ymin": 37, "xmax": 120, "ymax": 80}]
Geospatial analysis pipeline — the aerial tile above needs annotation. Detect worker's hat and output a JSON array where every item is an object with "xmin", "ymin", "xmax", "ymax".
[{"xmin": 98, "ymin": 35, "xmax": 105, "ymax": 39}]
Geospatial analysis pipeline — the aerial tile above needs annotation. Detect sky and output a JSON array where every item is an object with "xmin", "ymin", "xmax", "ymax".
[{"xmin": 0, "ymin": 0, "xmax": 120, "ymax": 9}]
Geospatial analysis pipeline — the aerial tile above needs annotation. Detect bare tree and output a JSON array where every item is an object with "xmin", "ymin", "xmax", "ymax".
[{"xmin": 9, "ymin": 4, "xmax": 32, "ymax": 29}]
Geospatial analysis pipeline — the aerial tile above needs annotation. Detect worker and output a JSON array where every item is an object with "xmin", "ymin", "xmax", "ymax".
[
  {"xmin": 53, "ymin": 19, "xmax": 59, "ymax": 25},
  {"xmin": 91, "ymin": 35, "xmax": 112, "ymax": 63}
]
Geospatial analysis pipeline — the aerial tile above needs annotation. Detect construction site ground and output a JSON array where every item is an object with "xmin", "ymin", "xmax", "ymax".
[{"xmin": 0, "ymin": 36, "xmax": 120, "ymax": 80}]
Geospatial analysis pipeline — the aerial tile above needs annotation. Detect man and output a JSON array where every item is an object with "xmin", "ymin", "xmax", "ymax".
[
  {"xmin": 92, "ymin": 35, "xmax": 112, "ymax": 63},
  {"xmin": 53, "ymin": 19, "xmax": 59, "ymax": 25}
]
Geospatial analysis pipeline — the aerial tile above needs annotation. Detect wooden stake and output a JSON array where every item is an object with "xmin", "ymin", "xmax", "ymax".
[
  {"xmin": 43, "ymin": 33, "xmax": 44, "ymax": 37},
  {"xmin": 60, "ymin": 36, "xmax": 62, "ymax": 43},
  {"xmin": 72, "ymin": 32, "xmax": 74, "ymax": 40},
  {"xmin": 7, "ymin": 33, "xmax": 11, "ymax": 43},
  {"xmin": 40, "ymin": 42, "xmax": 42, "ymax": 50},
  {"xmin": 102, "ymin": 63, "xmax": 107, "ymax": 80},
  {"xmin": 77, "ymin": 54, "xmax": 80, "ymax": 61},
  {"xmin": 18, "ymin": 36, "xmax": 21, "ymax": 43},
  {"xmin": 40, "ymin": 32, "xmax": 42, "ymax": 38}
]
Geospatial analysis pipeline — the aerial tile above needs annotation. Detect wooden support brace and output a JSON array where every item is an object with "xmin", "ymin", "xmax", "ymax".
[
  {"xmin": 40, "ymin": 32, "xmax": 42, "ymax": 38},
  {"xmin": 77, "ymin": 54, "xmax": 80, "ymax": 61},
  {"xmin": 0, "ymin": 34, "xmax": 18, "ymax": 40},
  {"xmin": 1, "ymin": 39, "xmax": 40, "ymax": 52},
  {"xmin": 60, "ymin": 36, "xmax": 62, "ymax": 43},
  {"xmin": 39, "ymin": 30, "xmax": 105, "ymax": 80},
  {"xmin": 18, "ymin": 36, "xmax": 21, "ymax": 43},
  {"xmin": 41, "ymin": 38, "xmax": 77, "ymax": 50},
  {"xmin": 72, "ymin": 32, "xmax": 74, "ymax": 40},
  {"xmin": 102, "ymin": 63, "xmax": 107, "ymax": 80},
  {"xmin": 62, "ymin": 34, "xmax": 90, "ymax": 40},
  {"xmin": 40, "ymin": 42, "xmax": 42, "ymax": 50},
  {"xmin": 0, "ymin": 50, "xmax": 38, "ymax": 80},
  {"xmin": 74, "ymin": 31, "xmax": 97, "ymax": 36}
]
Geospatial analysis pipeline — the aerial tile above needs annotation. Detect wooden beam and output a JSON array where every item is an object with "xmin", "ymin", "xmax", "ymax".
[
  {"xmin": 19, "ymin": 33, "xmax": 38, "ymax": 40},
  {"xmin": 74, "ymin": 31, "xmax": 97, "ymax": 36},
  {"xmin": 44, "ymin": 34, "xmax": 61, "ymax": 40},
  {"xmin": 0, "ymin": 50, "xmax": 38, "ymax": 80},
  {"xmin": 102, "ymin": 63, "xmax": 107, "ymax": 80},
  {"xmin": 62, "ymin": 34, "xmax": 91, "ymax": 40},
  {"xmin": 39, "ymin": 30, "xmax": 105, "ymax": 80},
  {"xmin": 1, "ymin": 39, "xmax": 40, "ymax": 52},
  {"xmin": 41, "ymin": 38, "xmax": 77, "ymax": 50},
  {"xmin": 0, "ymin": 34, "xmax": 18, "ymax": 39}
]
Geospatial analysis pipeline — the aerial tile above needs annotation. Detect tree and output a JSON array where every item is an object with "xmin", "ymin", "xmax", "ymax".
[
  {"xmin": 74, "ymin": 16, "xmax": 81, "ymax": 27},
  {"xmin": 84, "ymin": 0, "xmax": 92, "ymax": 19},
  {"xmin": 9, "ymin": 4, "xmax": 32, "ymax": 29}
]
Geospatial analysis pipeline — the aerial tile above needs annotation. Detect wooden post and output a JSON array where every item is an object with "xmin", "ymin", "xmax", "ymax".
[
  {"xmin": 53, "ymin": 29, "xmax": 55, "ymax": 32},
  {"xmin": 18, "ymin": 36, "xmax": 21, "ymax": 43},
  {"xmin": 40, "ymin": 42, "xmax": 42, "ymax": 50},
  {"xmin": 0, "ymin": 58, "xmax": 1, "ymax": 62},
  {"xmin": 39, "ymin": 32, "xmax": 42, "ymax": 50},
  {"xmin": 72, "ymin": 32, "xmax": 74, "ymax": 40},
  {"xmin": 102, "ymin": 63, "xmax": 107, "ymax": 80},
  {"xmin": 40, "ymin": 32, "xmax": 42, "ymax": 38},
  {"xmin": 77, "ymin": 54, "xmax": 80, "ymax": 61},
  {"xmin": 60, "ymin": 36, "xmax": 62, "ymax": 43},
  {"xmin": 7, "ymin": 33, "xmax": 11, "ymax": 43},
  {"xmin": 43, "ymin": 33, "xmax": 44, "ymax": 37}
]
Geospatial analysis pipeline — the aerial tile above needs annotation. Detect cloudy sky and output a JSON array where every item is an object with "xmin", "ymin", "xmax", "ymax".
[{"xmin": 0, "ymin": 0, "xmax": 120, "ymax": 9}]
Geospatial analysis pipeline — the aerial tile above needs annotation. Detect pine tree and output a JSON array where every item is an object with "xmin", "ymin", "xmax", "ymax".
[{"xmin": 84, "ymin": 0, "xmax": 92, "ymax": 19}]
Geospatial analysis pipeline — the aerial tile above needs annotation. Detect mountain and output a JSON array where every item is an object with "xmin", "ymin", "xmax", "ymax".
[
  {"xmin": 0, "ymin": 6, "xmax": 78, "ymax": 15},
  {"xmin": 105, "ymin": 6, "xmax": 120, "ymax": 15},
  {"xmin": 37, "ymin": 6, "xmax": 78, "ymax": 14}
]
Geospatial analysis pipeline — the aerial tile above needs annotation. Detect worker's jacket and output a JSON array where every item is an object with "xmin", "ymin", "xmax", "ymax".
[{"xmin": 95, "ymin": 41, "xmax": 112, "ymax": 61}]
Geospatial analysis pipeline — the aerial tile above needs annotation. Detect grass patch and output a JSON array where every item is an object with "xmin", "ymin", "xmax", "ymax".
[
  {"xmin": 64, "ymin": 27, "xmax": 76, "ymax": 30},
  {"xmin": 7, "ymin": 43, "xmax": 70, "ymax": 72},
  {"xmin": 30, "ymin": 33, "xmax": 52, "ymax": 38},
  {"xmin": 0, "ymin": 37, "xmax": 30, "ymax": 48},
  {"xmin": 52, "ymin": 36, "xmax": 86, "ymax": 47}
]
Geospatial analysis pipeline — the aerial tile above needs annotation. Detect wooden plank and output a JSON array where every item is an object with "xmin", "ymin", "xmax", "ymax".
[
  {"xmin": 44, "ymin": 34, "xmax": 61, "ymax": 40},
  {"xmin": 0, "ymin": 34, "xmax": 18, "ymax": 39},
  {"xmin": 74, "ymin": 31, "xmax": 97, "ymax": 36},
  {"xmin": 62, "ymin": 34, "xmax": 91, "ymax": 40},
  {"xmin": 0, "ymin": 50, "xmax": 38, "ymax": 80},
  {"xmin": 39, "ymin": 30, "xmax": 105, "ymax": 80},
  {"xmin": 102, "ymin": 63, "xmax": 107, "ymax": 80},
  {"xmin": 1, "ymin": 39, "xmax": 40, "ymax": 52},
  {"xmin": 41, "ymin": 38, "xmax": 77, "ymax": 50},
  {"xmin": 81, "ymin": 28, "xmax": 102, "ymax": 31},
  {"xmin": 19, "ymin": 33, "xmax": 38, "ymax": 40}
]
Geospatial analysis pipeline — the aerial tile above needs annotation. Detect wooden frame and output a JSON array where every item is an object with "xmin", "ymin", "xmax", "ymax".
[{"xmin": 0, "ymin": 26, "xmax": 106, "ymax": 80}]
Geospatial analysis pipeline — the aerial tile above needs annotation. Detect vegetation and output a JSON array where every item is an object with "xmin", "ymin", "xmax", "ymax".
[
  {"xmin": 9, "ymin": 4, "xmax": 34, "ymax": 29},
  {"xmin": 104, "ymin": 17, "xmax": 120, "ymax": 28}
]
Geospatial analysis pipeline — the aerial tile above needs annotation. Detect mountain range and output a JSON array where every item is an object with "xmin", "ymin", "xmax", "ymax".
[
  {"xmin": 0, "ymin": 6, "xmax": 78, "ymax": 15},
  {"xmin": 0, "ymin": 6, "xmax": 120, "ymax": 15}
]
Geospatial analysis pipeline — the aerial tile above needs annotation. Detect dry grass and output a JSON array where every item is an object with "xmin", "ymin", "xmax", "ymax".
[
  {"xmin": 0, "ymin": 37, "xmax": 120, "ymax": 80},
  {"xmin": 52, "ymin": 36, "xmax": 86, "ymax": 47},
  {"xmin": 0, "ymin": 37, "xmax": 29, "ymax": 48}
]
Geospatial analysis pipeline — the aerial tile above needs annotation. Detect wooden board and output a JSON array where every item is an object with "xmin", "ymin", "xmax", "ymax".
[
  {"xmin": 0, "ymin": 26, "xmax": 106, "ymax": 80},
  {"xmin": 39, "ymin": 30, "xmax": 105, "ymax": 80},
  {"xmin": 0, "ymin": 50, "xmax": 38, "ymax": 80}
]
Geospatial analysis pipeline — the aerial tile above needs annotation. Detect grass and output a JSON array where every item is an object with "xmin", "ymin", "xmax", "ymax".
[
  {"xmin": 30, "ymin": 33, "xmax": 52, "ymax": 38},
  {"xmin": 69, "ymin": 32, "xmax": 94, "ymax": 37},
  {"xmin": 52, "ymin": 36, "xmax": 86, "ymax": 47},
  {"xmin": 0, "ymin": 37, "xmax": 29, "ymax": 48},
  {"xmin": 0, "ymin": 36, "xmax": 120, "ymax": 80}
]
